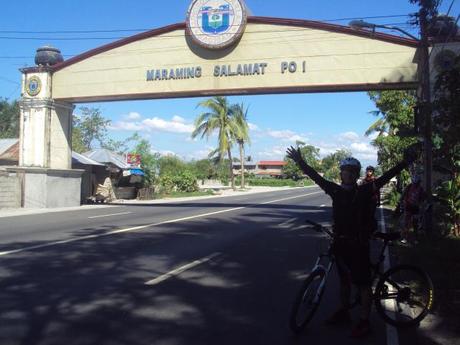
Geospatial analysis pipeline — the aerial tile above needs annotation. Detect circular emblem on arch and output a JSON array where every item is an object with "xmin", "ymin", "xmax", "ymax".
[
  {"xmin": 186, "ymin": 0, "xmax": 247, "ymax": 50},
  {"xmin": 26, "ymin": 76, "xmax": 42, "ymax": 97}
]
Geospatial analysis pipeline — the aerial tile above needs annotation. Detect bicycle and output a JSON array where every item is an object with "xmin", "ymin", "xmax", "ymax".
[{"xmin": 289, "ymin": 220, "xmax": 434, "ymax": 334}]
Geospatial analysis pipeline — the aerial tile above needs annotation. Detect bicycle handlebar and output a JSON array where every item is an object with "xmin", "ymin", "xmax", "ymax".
[
  {"xmin": 305, "ymin": 219, "xmax": 401, "ymax": 243},
  {"xmin": 304, "ymin": 219, "xmax": 334, "ymax": 238}
]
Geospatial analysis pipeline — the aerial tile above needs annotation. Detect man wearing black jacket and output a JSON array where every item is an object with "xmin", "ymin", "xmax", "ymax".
[{"xmin": 286, "ymin": 146, "xmax": 416, "ymax": 338}]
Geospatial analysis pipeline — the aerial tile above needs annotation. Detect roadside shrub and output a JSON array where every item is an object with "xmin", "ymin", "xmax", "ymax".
[
  {"xmin": 173, "ymin": 171, "xmax": 199, "ymax": 193},
  {"xmin": 383, "ymin": 185, "xmax": 401, "ymax": 208}
]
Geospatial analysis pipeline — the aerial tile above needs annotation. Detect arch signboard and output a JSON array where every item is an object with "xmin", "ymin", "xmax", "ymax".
[{"xmin": 24, "ymin": 17, "xmax": 418, "ymax": 103}]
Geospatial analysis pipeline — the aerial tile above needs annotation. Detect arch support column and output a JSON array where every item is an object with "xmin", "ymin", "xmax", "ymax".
[
  {"xmin": 17, "ymin": 70, "xmax": 83, "ymax": 208},
  {"xmin": 19, "ymin": 98, "xmax": 74, "ymax": 169}
]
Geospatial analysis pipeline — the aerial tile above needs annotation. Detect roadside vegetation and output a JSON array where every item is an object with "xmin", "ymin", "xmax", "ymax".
[{"xmin": 367, "ymin": 1, "xmax": 460, "ymax": 326}]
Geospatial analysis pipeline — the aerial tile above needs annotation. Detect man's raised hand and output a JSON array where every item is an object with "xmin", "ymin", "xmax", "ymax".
[{"xmin": 286, "ymin": 146, "xmax": 302, "ymax": 163}]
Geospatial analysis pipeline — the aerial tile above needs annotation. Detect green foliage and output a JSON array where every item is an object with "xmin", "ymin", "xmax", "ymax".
[
  {"xmin": 188, "ymin": 159, "xmax": 217, "ymax": 180},
  {"xmin": 0, "ymin": 99, "xmax": 19, "ymax": 139},
  {"xmin": 383, "ymin": 185, "xmax": 401, "ymax": 208},
  {"xmin": 282, "ymin": 159, "xmax": 303, "ymax": 180},
  {"xmin": 103, "ymin": 133, "xmax": 140, "ymax": 155},
  {"xmin": 367, "ymin": 91, "xmax": 418, "ymax": 171},
  {"xmin": 432, "ymin": 56, "xmax": 460, "ymax": 179},
  {"xmin": 72, "ymin": 107, "xmax": 111, "ymax": 153},
  {"xmin": 131, "ymin": 137, "xmax": 160, "ymax": 187},
  {"xmin": 158, "ymin": 170, "xmax": 199, "ymax": 194},
  {"xmin": 173, "ymin": 170, "xmax": 199, "ymax": 192},
  {"xmin": 232, "ymin": 102, "xmax": 251, "ymax": 188},
  {"xmin": 283, "ymin": 144, "xmax": 321, "ymax": 180},
  {"xmin": 436, "ymin": 176, "xmax": 460, "ymax": 236},
  {"xmin": 192, "ymin": 97, "xmax": 251, "ymax": 190},
  {"xmin": 158, "ymin": 155, "xmax": 187, "ymax": 176},
  {"xmin": 158, "ymin": 174, "xmax": 175, "ymax": 194},
  {"xmin": 321, "ymin": 149, "xmax": 352, "ymax": 181}
]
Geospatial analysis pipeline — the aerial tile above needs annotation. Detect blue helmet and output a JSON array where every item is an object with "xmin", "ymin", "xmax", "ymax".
[{"xmin": 340, "ymin": 157, "xmax": 361, "ymax": 173}]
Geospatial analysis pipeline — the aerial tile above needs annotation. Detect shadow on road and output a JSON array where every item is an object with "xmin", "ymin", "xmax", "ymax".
[{"xmin": 0, "ymin": 205, "xmax": 387, "ymax": 345}]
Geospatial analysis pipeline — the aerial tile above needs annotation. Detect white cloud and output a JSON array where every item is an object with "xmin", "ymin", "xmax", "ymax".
[
  {"xmin": 110, "ymin": 114, "xmax": 194, "ymax": 134},
  {"xmin": 339, "ymin": 131, "xmax": 360, "ymax": 141},
  {"xmin": 257, "ymin": 145, "xmax": 286, "ymax": 160},
  {"xmin": 314, "ymin": 131, "xmax": 378, "ymax": 163},
  {"xmin": 142, "ymin": 117, "xmax": 194, "ymax": 134},
  {"xmin": 248, "ymin": 122, "xmax": 260, "ymax": 131},
  {"xmin": 108, "ymin": 121, "xmax": 143, "ymax": 131},
  {"xmin": 172, "ymin": 115, "xmax": 186, "ymax": 123},
  {"xmin": 126, "ymin": 112, "xmax": 141, "ymax": 120},
  {"xmin": 266, "ymin": 129, "xmax": 308, "ymax": 143}
]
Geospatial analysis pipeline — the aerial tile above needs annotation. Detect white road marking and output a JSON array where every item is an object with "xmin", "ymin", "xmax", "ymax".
[
  {"xmin": 88, "ymin": 212, "xmax": 132, "ymax": 219},
  {"xmin": 145, "ymin": 252, "xmax": 221, "ymax": 286},
  {"xmin": 278, "ymin": 217, "xmax": 298, "ymax": 228},
  {"xmin": 320, "ymin": 204, "xmax": 326, "ymax": 207},
  {"xmin": 379, "ymin": 206, "xmax": 400, "ymax": 345},
  {"xmin": 0, "ymin": 190, "xmax": 322, "ymax": 257}
]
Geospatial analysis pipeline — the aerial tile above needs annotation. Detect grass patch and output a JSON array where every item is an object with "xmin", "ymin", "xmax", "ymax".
[{"xmin": 158, "ymin": 190, "xmax": 215, "ymax": 198}]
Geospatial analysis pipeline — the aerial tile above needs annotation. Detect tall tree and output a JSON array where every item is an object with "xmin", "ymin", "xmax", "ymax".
[
  {"xmin": 192, "ymin": 97, "xmax": 240, "ymax": 189},
  {"xmin": 284, "ymin": 144, "xmax": 321, "ymax": 180},
  {"xmin": 432, "ymin": 55, "xmax": 460, "ymax": 179},
  {"xmin": 232, "ymin": 102, "xmax": 251, "ymax": 188},
  {"xmin": 131, "ymin": 138, "xmax": 160, "ymax": 187},
  {"xmin": 321, "ymin": 149, "xmax": 352, "ymax": 182},
  {"xmin": 366, "ymin": 91, "xmax": 418, "ymax": 171},
  {"xmin": 0, "ymin": 99, "xmax": 19, "ymax": 139},
  {"xmin": 72, "ymin": 107, "xmax": 111, "ymax": 153}
]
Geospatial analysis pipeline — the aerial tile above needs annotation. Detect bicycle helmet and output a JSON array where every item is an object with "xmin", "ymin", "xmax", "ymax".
[{"xmin": 340, "ymin": 157, "xmax": 361, "ymax": 173}]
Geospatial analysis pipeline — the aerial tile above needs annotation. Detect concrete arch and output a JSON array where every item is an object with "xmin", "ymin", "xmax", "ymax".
[
  {"xmin": 17, "ymin": 16, "xmax": 420, "ymax": 207},
  {"xmin": 23, "ymin": 17, "xmax": 419, "ymax": 103}
]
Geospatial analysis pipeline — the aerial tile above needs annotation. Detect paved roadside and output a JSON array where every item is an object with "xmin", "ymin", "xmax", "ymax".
[{"xmin": 0, "ymin": 186, "xmax": 315, "ymax": 218}]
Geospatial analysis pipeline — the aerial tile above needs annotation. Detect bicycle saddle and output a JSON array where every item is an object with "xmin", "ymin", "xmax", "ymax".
[{"xmin": 374, "ymin": 232, "xmax": 401, "ymax": 241}]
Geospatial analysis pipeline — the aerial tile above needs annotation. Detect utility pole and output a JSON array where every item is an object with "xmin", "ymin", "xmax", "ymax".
[{"xmin": 419, "ymin": 3, "xmax": 433, "ymax": 232}]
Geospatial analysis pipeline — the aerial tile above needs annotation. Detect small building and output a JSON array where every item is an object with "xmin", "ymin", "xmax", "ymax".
[
  {"xmin": 232, "ymin": 163, "xmax": 257, "ymax": 176},
  {"xmin": 82, "ymin": 148, "xmax": 144, "ymax": 199},
  {"xmin": 256, "ymin": 160, "xmax": 287, "ymax": 177},
  {"xmin": 0, "ymin": 139, "xmax": 19, "ymax": 166}
]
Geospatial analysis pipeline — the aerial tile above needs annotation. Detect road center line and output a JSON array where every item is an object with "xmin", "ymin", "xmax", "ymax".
[
  {"xmin": 88, "ymin": 211, "xmax": 132, "ymax": 219},
  {"xmin": 0, "ymin": 190, "xmax": 322, "ymax": 257},
  {"xmin": 145, "ymin": 252, "xmax": 221, "ymax": 286}
]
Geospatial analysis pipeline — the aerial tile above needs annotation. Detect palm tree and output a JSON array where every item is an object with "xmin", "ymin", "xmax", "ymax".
[
  {"xmin": 192, "ymin": 97, "xmax": 240, "ymax": 190},
  {"xmin": 231, "ymin": 103, "xmax": 251, "ymax": 189}
]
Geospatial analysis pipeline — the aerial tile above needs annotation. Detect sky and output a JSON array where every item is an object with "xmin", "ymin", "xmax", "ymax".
[{"xmin": 1, "ymin": 0, "xmax": 459, "ymax": 167}]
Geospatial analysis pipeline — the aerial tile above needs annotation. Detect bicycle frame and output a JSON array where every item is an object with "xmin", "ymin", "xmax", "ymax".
[{"xmin": 305, "ymin": 220, "xmax": 394, "ymax": 306}]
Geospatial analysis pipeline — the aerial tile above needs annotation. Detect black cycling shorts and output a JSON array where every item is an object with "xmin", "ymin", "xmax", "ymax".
[{"xmin": 333, "ymin": 240, "xmax": 371, "ymax": 286}]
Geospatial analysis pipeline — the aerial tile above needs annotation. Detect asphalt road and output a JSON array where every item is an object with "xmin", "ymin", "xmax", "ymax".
[{"xmin": 0, "ymin": 187, "xmax": 394, "ymax": 345}]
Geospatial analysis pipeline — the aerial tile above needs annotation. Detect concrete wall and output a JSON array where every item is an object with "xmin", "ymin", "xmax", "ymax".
[
  {"xmin": 0, "ymin": 171, "xmax": 21, "ymax": 208},
  {"xmin": 4, "ymin": 167, "xmax": 83, "ymax": 208}
]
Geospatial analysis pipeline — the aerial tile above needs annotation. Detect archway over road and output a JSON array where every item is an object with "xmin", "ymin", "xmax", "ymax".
[{"xmin": 18, "ymin": 16, "xmax": 419, "ymax": 207}]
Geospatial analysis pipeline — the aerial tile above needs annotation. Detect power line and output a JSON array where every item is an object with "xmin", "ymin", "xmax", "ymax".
[
  {"xmin": 0, "ymin": 14, "xmax": 411, "ymax": 35},
  {"xmin": 0, "ymin": 21, "xmax": 418, "ymax": 42}
]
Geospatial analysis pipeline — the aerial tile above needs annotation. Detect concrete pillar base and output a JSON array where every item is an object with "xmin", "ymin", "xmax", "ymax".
[{"xmin": 6, "ymin": 167, "xmax": 84, "ymax": 208}]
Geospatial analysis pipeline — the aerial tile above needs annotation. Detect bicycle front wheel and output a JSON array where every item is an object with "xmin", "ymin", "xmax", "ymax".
[
  {"xmin": 289, "ymin": 267, "xmax": 326, "ymax": 334},
  {"xmin": 374, "ymin": 264, "xmax": 434, "ymax": 328}
]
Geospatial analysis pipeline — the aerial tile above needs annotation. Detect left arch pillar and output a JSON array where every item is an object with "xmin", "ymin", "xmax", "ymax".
[{"xmin": 16, "ymin": 69, "xmax": 83, "ymax": 208}]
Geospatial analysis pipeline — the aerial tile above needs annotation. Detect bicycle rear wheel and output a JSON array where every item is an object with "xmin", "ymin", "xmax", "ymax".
[
  {"xmin": 289, "ymin": 267, "xmax": 326, "ymax": 334},
  {"xmin": 374, "ymin": 264, "xmax": 434, "ymax": 328}
]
